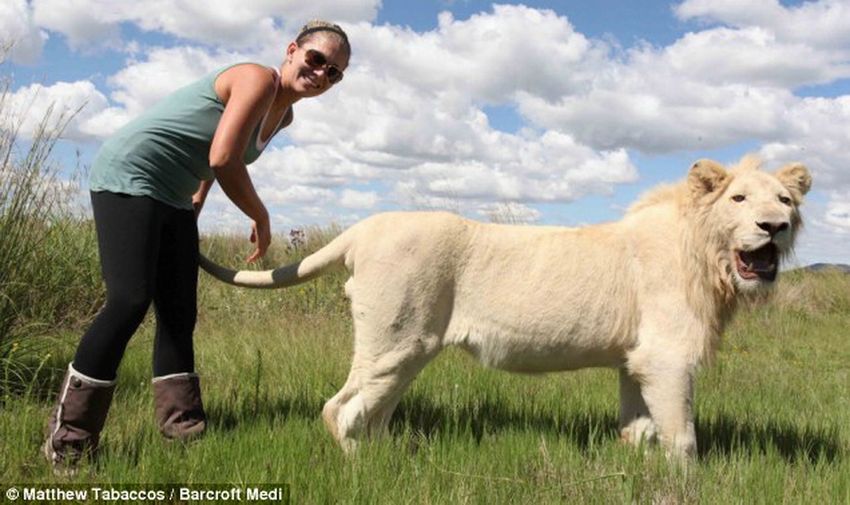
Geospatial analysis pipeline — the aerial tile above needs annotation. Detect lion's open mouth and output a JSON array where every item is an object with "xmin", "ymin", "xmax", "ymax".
[{"xmin": 735, "ymin": 243, "xmax": 779, "ymax": 282}]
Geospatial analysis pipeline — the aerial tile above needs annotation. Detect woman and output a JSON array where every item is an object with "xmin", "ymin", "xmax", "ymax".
[{"xmin": 43, "ymin": 20, "xmax": 350, "ymax": 473}]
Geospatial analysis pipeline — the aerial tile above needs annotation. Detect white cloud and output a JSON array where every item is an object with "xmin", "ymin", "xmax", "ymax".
[
  {"xmin": 514, "ymin": 19, "xmax": 850, "ymax": 154},
  {"xmin": 339, "ymin": 189, "xmax": 377, "ymax": 209},
  {"xmin": 250, "ymin": 144, "xmax": 383, "ymax": 189},
  {"xmin": 350, "ymin": 5, "xmax": 603, "ymax": 104},
  {"xmin": 757, "ymin": 96, "xmax": 850, "ymax": 189},
  {"xmin": 269, "ymin": 0, "xmax": 381, "ymax": 27},
  {"xmin": 790, "ymin": 194, "xmax": 850, "ymax": 266},
  {"xmin": 1, "ymin": 80, "xmax": 109, "ymax": 141},
  {"xmin": 258, "ymin": 184, "xmax": 335, "ymax": 206},
  {"xmin": 675, "ymin": 0, "xmax": 850, "ymax": 50},
  {"xmin": 31, "ymin": 0, "xmax": 120, "ymax": 51},
  {"xmin": 823, "ymin": 191, "xmax": 850, "ymax": 231},
  {"xmin": 396, "ymin": 137, "xmax": 635, "ymax": 203},
  {"xmin": 518, "ymin": 79, "xmax": 792, "ymax": 153},
  {"xmin": 660, "ymin": 27, "xmax": 850, "ymax": 87},
  {"xmin": 30, "ymin": 0, "xmax": 379, "ymax": 50},
  {"xmin": 0, "ymin": 0, "xmax": 47, "ymax": 63}
]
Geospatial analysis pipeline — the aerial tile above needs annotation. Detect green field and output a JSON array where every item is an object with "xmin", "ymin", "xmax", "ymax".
[{"xmin": 1, "ymin": 241, "xmax": 848, "ymax": 503}]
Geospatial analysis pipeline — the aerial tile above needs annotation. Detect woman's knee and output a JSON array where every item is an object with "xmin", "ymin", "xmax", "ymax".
[{"xmin": 104, "ymin": 290, "xmax": 152, "ymax": 321}]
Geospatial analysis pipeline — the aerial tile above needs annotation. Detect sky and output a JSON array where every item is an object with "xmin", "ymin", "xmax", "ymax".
[{"xmin": 2, "ymin": 0, "xmax": 849, "ymax": 266}]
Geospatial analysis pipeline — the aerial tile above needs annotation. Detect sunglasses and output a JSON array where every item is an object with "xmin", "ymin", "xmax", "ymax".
[{"xmin": 304, "ymin": 49, "xmax": 344, "ymax": 84}]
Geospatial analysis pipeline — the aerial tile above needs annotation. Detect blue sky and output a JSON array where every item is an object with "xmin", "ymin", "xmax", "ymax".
[{"xmin": 2, "ymin": 0, "xmax": 849, "ymax": 265}]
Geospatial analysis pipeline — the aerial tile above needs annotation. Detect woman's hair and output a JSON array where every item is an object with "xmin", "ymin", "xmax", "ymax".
[{"xmin": 296, "ymin": 20, "xmax": 351, "ymax": 55}]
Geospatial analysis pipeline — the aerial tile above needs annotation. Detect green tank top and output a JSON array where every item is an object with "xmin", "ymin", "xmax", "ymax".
[{"xmin": 89, "ymin": 63, "xmax": 286, "ymax": 210}]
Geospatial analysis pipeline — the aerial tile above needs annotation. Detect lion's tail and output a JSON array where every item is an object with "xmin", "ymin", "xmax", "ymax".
[{"xmin": 199, "ymin": 227, "xmax": 355, "ymax": 289}]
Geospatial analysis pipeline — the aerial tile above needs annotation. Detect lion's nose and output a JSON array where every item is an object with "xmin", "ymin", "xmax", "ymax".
[{"xmin": 757, "ymin": 221, "xmax": 789, "ymax": 237}]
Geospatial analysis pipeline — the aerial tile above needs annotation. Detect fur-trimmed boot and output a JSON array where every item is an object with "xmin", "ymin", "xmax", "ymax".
[
  {"xmin": 152, "ymin": 373, "xmax": 207, "ymax": 440},
  {"xmin": 43, "ymin": 363, "xmax": 116, "ymax": 476}
]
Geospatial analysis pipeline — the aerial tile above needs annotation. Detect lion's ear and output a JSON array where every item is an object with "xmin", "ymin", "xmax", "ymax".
[
  {"xmin": 776, "ymin": 162, "xmax": 812, "ymax": 198},
  {"xmin": 688, "ymin": 159, "xmax": 729, "ymax": 197}
]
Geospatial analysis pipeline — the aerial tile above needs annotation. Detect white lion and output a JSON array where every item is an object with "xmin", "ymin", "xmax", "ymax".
[{"xmin": 200, "ymin": 156, "xmax": 811, "ymax": 459}]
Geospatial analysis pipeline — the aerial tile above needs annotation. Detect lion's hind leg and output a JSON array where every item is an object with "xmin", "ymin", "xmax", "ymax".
[
  {"xmin": 322, "ymin": 320, "xmax": 440, "ymax": 453},
  {"xmin": 618, "ymin": 368, "xmax": 657, "ymax": 447}
]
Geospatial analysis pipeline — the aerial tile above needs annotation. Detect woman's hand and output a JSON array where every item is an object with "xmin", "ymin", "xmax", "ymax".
[
  {"xmin": 247, "ymin": 215, "xmax": 271, "ymax": 263},
  {"xmin": 192, "ymin": 180, "xmax": 215, "ymax": 219}
]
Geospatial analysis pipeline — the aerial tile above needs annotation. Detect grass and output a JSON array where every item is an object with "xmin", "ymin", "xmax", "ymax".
[{"xmin": 1, "ymin": 266, "xmax": 848, "ymax": 503}]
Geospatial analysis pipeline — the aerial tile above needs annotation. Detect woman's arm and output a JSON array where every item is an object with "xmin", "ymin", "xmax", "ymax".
[{"xmin": 208, "ymin": 64, "xmax": 277, "ymax": 262}]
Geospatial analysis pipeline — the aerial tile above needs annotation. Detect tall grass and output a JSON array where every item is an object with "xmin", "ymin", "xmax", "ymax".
[
  {"xmin": 0, "ymin": 67, "xmax": 109, "ymax": 396},
  {"xmin": 769, "ymin": 268, "xmax": 850, "ymax": 315}
]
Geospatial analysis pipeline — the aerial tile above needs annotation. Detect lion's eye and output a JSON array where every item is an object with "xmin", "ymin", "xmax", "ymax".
[
  {"xmin": 779, "ymin": 195, "xmax": 792, "ymax": 206},
  {"xmin": 731, "ymin": 194, "xmax": 746, "ymax": 202}
]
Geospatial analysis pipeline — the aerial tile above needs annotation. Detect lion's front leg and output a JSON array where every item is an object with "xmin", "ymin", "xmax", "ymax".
[
  {"xmin": 638, "ymin": 363, "xmax": 697, "ymax": 461},
  {"xmin": 618, "ymin": 368, "xmax": 657, "ymax": 447}
]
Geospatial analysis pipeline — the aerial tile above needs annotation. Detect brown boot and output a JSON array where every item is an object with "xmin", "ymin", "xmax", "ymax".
[
  {"xmin": 43, "ymin": 364, "xmax": 116, "ymax": 476},
  {"xmin": 152, "ymin": 373, "xmax": 207, "ymax": 440}
]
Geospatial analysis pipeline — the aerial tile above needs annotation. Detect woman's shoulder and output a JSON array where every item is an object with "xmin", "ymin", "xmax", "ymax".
[
  {"xmin": 221, "ymin": 63, "xmax": 277, "ymax": 85},
  {"xmin": 214, "ymin": 63, "xmax": 278, "ymax": 102}
]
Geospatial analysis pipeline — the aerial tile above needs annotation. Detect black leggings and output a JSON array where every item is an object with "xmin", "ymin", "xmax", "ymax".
[{"xmin": 73, "ymin": 191, "xmax": 199, "ymax": 381}]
